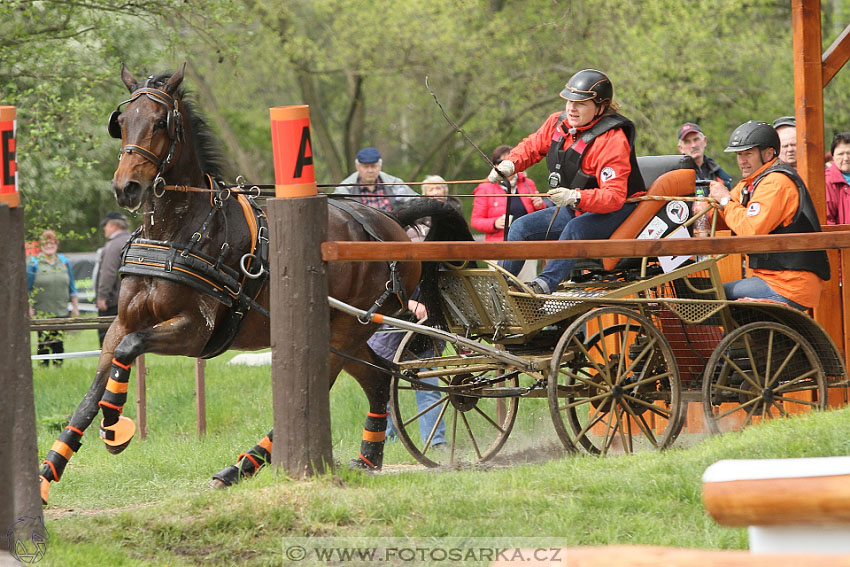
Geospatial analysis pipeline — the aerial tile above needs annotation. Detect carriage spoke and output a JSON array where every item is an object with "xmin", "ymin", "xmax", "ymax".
[
  {"xmin": 765, "ymin": 343, "xmax": 802, "ymax": 390},
  {"xmin": 773, "ymin": 369, "xmax": 820, "ymax": 393},
  {"xmin": 773, "ymin": 394, "xmax": 820, "ymax": 407},
  {"xmin": 713, "ymin": 395, "xmax": 762, "ymax": 420},
  {"xmin": 622, "ymin": 393, "xmax": 671, "ymax": 419},
  {"xmin": 421, "ymin": 401, "xmax": 451, "ymax": 455},
  {"xmin": 401, "ymin": 395, "xmax": 449, "ymax": 429},
  {"xmin": 459, "ymin": 411, "xmax": 483, "ymax": 460},
  {"xmin": 472, "ymin": 403, "xmax": 508, "ymax": 434},
  {"xmin": 559, "ymin": 391, "xmax": 611, "ymax": 412},
  {"xmin": 619, "ymin": 399, "xmax": 659, "ymax": 447},
  {"xmin": 720, "ymin": 352, "xmax": 763, "ymax": 392},
  {"xmin": 621, "ymin": 369, "xmax": 671, "ymax": 392},
  {"xmin": 741, "ymin": 334, "xmax": 763, "ymax": 386}
]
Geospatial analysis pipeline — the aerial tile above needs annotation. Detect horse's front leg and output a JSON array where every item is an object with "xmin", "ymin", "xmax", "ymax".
[
  {"xmin": 39, "ymin": 314, "xmax": 211, "ymax": 504},
  {"xmin": 98, "ymin": 314, "xmax": 212, "ymax": 446}
]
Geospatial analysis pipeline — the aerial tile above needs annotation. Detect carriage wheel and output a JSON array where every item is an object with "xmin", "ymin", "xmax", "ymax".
[
  {"xmin": 390, "ymin": 331, "xmax": 519, "ymax": 468},
  {"xmin": 702, "ymin": 321, "xmax": 827, "ymax": 435},
  {"xmin": 548, "ymin": 306, "xmax": 684, "ymax": 455}
]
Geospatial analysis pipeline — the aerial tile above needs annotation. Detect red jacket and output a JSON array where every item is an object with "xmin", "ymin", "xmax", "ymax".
[
  {"xmin": 470, "ymin": 173, "xmax": 546, "ymax": 241},
  {"xmin": 825, "ymin": 163, "xmax": 850, "ymax": 225},
  {"xmin": 506, "ymin": 111, "xmax": 638, "ymax": 214}
]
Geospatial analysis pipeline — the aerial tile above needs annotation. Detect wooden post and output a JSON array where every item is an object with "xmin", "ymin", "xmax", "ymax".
[
  {"xmin": 0, "ymin": 203, "xmax": 41, "ymax": 553},
  {"xmin": 268, "ymin": 105, "xmax": 332, "ymax": 477},
  {"xmin": 792, "ymin": 0, "xmax": 825, "ymax": 216},
  {"xmin": 195, "ymin": 358, "xmax": 206, "ymax": 439}
]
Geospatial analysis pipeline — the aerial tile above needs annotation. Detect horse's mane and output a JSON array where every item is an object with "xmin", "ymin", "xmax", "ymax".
[{"xmin": 139, "ymin": 72, "xmax": 229, "ymax": 179}]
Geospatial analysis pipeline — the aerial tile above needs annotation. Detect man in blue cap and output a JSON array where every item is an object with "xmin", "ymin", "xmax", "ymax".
[{"xmin": 333, "ymin": 146, "xmax": 416, "ymax": 212}]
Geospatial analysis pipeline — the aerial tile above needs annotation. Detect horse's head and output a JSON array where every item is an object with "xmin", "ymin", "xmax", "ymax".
[{"xmin": 110, "ymin": 63, "xmax": 187, "ymax": 211}]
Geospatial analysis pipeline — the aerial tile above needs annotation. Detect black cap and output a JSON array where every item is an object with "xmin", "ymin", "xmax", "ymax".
[
  {"xmin": 100, "ymin": 211, "xmax": 127, "ymax": 227},
  {"xmin": 772, "ymin": 116, "xmax": 796, "ymax": 129}
]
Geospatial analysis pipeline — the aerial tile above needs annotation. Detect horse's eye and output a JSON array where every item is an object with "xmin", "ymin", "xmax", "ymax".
[{"xmin": 155, "ymin": 119, "xmax": 167, "ymax": 130}]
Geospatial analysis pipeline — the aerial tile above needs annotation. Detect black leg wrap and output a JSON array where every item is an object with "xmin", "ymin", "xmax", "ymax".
[
  {"xmin": 353, "ymin": 412, "xmax": 387, "ymax": 470},
  {"xmin": 40, "ymin": 426, "xmax": 84, "ymax": 482},
  {"xmin": 213, "ymin": 431, "xmax": 274, "ymax": 486},
  {"xmin": 100, "ymin": 359, "xmax": 132, "ymax": 426},
  {"xmin": 211, "ymin": 465, "xmax": 241, "ymax": 487}
]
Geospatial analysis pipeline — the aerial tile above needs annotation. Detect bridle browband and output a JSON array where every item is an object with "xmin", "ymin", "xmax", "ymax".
[{"xmin": 109, "ymin": 86, "xmax": 183, "ymax": 187}]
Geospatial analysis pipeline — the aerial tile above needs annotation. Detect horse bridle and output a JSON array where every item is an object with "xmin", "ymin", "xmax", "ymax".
[{"xmin": 108, "ymin": 85, "xmax": 183, "ymax": 188}]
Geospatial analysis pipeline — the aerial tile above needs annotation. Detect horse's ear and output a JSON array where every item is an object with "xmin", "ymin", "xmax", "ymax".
[
  {"xmin": 163, "ymin": 62, "xmax": 187, "ymax": 95},
  {"xmin": 120, "ymin": 63, "xmax": 138, "ymax": 93}
]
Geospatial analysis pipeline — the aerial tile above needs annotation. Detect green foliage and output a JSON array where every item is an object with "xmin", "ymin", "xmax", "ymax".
[{"xmin": 7, "ymin": 1, "xmax": 850, "ymax": 241}]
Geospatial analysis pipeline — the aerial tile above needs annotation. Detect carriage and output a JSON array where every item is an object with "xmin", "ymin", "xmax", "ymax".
[{"xmin": 334, "ymin": 157, "xmax": 849, "ymax": 468}]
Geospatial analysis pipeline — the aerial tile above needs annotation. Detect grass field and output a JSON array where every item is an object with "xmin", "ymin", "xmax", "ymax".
[{"xmin": 28, "ymin": 329, "xmax": 850, "ymax": 566}]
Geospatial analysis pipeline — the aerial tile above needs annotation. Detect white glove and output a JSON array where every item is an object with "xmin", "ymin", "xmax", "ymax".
[
  {"xmin": 548, "ymin": 188, "xmax": 581, "ymax": 207},
  {"xmin": 487, "ymin": 160, "xmax": 515, "ymax": 183}
]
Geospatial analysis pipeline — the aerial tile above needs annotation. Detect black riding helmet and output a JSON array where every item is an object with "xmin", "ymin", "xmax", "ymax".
[
  {"xmin": 724, "ymin": 121, "xmax": 780, "ymax": 155},
  {"xmin": 560, "ymin": 69, "xmax": 613, "ymax": 104}
]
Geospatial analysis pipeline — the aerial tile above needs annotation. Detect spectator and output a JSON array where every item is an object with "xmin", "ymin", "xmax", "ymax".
[
  {"xmin": 94, "ymin": 211, "xmax": 131, "ymax": 345},
  {"xmin": 333, "ymin": 147, "xmax": 417, "ymax": 212},
  {"xmin": 708, "ymin": 121, "xmax": 828, "ymax": 310},
  {"xmin": 421, "ymin": 174, "xmax": 462, "ymax": 213},
  {"xmin": 27, "ymin": 230, "xmax": 79, "ymax": 366},
  {"xmin": 676, "ymin": 122, "xmax": 732, "ymax": 189},
  {"xmin": 471, "ymin": 145, "xmax": 549, "ymax": 241},
  {"xmin": 472, "ymin": 145, "xmax": 549, "ymax": 281},
  {"xmin": 491, "ymin": 69, "xmax": 646, "ymax": 294},
  {"xmin": 773, "ymin": 116, "xmax": 797, "ymax": 170},
  {"xmin": 826, "ymin": 132, "xmax": 850, "ymax": 225}
]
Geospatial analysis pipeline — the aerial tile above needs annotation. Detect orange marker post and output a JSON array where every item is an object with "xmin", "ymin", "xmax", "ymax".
[
  {"xmin": 0, "ymin": 106, "xmax": 18, "ymax": 208},
  {"xmin": 269, "ymin": 105, "xmax": 317, "ymax": 198}
]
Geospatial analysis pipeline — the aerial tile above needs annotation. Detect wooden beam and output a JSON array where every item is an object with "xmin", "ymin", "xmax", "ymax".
[
  {"xmin": 551, "ymin": 546, "xmax": 850, "ymax": 567},
  {"xmin": 792, "ymin": 0, "xmax": 826, "ymax": 218},
  {"xmin": 822, "ymin": 23, "xmax": 850, "ymax": 87},
  {"xmin": 321, "ymin": 230, "xmax": 850, "ymax": 262}
]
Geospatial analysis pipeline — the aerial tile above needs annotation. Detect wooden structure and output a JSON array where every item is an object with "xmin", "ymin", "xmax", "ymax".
[
  {"xmin": 268, "ymin": 105, "xmax": 332, "ymax": 478},
  {"xmin": 0, "ymin": 204, "xmax": 41, "ymax": 551},
  {"xmin": 703, "ymin": 456, "xmax": 850, "ymax": 553},
  {"xmin": 794, "ymin": 0, "xmax": 850, "ymax": 371}
]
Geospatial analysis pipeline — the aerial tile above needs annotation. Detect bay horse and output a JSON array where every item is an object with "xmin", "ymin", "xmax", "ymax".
[{"xmin": 38, "ymin": 64, "xmax": 471, "ymax": 502}]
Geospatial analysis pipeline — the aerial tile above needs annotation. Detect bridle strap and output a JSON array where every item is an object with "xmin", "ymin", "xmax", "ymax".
[{"xmin": 115, "ymin": 87, "xmax": 182, "ymax": 176}]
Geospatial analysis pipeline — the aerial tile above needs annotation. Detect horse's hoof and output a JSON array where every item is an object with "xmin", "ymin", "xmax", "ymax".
[
  {"xmin": 348, "ymin": 457, "xmax": 380, "ymax": 472},
  {"xmin": 39, "ymin": 475, "xmax": 50, "ymax": 505},
  {"xmin": 99, "ymin": 416, "xmax": 136, "ymax": 454},
  {"xmin": 210, "ymin": 464, "xmax": 240, "ymax": 488}
]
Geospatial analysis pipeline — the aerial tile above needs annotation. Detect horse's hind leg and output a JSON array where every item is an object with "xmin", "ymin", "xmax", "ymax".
[
  {"xmin": 209, "ymin": 431, "xmax": 273, "ymax": 489},
  {"xmin": 345, "ymin": 343, "xmax": 392, "ymax": 471}
]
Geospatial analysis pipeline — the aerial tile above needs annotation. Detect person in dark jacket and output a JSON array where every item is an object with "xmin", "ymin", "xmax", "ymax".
[
  {"xmin": 708, "ymin": 121, "xmax": 829, "ymax": 310},
  {"xmin": 94, "ymin": 211, "xmax": 131, "ymax": 345},
  {"xmin": 677, "ymin": 122, "xmax": 732, "ymax": 189}
]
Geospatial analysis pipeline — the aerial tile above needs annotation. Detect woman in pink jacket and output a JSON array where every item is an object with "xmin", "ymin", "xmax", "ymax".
[{"xmin": 471, "ymin": 145, "xmax": 549, "ymax": 241}]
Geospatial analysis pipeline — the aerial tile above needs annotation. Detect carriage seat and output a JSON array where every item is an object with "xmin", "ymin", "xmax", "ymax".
[{"xmin": 600, "ymin": 155, "xmax": 698, "ymax": 271}]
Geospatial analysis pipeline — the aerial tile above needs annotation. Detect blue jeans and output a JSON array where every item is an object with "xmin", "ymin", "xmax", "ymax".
[
  {"xmin": 723, "ymin": 276, "xmax": 808, "ymax": 311},
  {"xmin": 386, "ymin": 377, "xmax": 446, "ymax": 445},
  {"xmin": 370, "ymin": 329, "xmax": 446, "ymax": 445},
  {"xmin": 500, "ymin": 203, "xmax": 637, "ymax": 293}
]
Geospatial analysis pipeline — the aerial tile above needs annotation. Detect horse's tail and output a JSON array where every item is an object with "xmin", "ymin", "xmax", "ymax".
[{"xmin": 393, "ymin": 199, "xmax": 474, "ymax": 332}]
